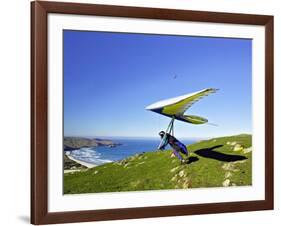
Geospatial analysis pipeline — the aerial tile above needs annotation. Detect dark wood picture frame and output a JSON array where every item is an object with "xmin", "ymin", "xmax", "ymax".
[{"xmin": 31, "ymin": 1, "xmax": 274, "ymax": 224}]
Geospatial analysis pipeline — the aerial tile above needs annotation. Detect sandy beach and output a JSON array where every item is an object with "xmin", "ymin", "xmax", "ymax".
[
  {"xmin": 66, "ymin": 154, "xmax": 97, "ymax": 168},
  {"xmin": 64, "ymin": 169, "xmax": 83, "ymax": 174}
]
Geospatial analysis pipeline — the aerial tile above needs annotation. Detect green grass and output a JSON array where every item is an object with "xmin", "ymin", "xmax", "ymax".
[{"xmin": 64, "ymin": 134, "xmax": 252, "ymax": 194}]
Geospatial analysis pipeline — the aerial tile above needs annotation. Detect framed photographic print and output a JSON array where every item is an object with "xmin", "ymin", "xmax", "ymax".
[{"xmin": 31, "ymin": 1, "xmax": 274, "ymax": 225}]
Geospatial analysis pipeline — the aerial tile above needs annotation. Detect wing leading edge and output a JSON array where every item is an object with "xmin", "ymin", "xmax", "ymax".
[{"xmin": 146, "ymin": 88, "xmax": 218, "ymax": 125}]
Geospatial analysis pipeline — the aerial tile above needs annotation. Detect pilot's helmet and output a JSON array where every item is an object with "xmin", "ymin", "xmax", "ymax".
[{"xmin": 159, "ymin": 131, "xmax": 165, "ymax": 137}]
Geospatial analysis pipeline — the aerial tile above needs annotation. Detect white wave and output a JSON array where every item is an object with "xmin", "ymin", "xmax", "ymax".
[{"xmin": 68, "ymin": 147, "xmax": 112, "ymax": 166}]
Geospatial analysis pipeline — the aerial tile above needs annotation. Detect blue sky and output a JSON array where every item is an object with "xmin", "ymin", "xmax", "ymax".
[{"xmin": 64, "ymin": 30, "xmax": 252, "ymax": 138}]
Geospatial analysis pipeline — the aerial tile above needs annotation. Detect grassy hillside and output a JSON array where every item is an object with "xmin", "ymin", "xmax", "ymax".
[
  {"xmin": 64, "ymin": 153, "xmax": 86, "ymax": 170},
  {"xmin": 64, "ymin": 134, "xmax": 252, "ymax": 194}
]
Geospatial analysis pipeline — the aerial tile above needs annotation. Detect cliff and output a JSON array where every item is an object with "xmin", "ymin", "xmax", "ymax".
[{"xmin": 64, "ymin": 137, "xmax": 120, "ymax": 151}]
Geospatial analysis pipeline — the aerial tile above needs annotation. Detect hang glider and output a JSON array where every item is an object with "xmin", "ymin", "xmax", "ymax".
[
  {"xmin": 145, "ymin": 88, "xmax": 218, "ymax": 149},
  {"xmin": 146, "ymin": 88, "xmax": 218, "ymax": 124}
]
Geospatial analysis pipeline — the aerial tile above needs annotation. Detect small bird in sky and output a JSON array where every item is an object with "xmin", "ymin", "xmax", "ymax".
[{"xmin": 173, "ymin": 74, "xmax": 177, "ymax": 79}]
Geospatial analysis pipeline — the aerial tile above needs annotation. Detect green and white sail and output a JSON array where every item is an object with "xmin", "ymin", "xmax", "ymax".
[{"xmin": 146, "ymin": 88, "xmax": 218, "ymax": 125}]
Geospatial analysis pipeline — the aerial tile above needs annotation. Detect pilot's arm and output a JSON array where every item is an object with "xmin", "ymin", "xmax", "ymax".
[{"xmin": 158, "ymin": 134, "xmax": 169, "ymax": 150}]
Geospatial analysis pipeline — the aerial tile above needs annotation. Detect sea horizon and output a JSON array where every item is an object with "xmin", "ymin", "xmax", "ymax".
[
  {"xmin": 63, "ymin": 133, "xmax": 252, "ymax": 141},
  {"xmin": 64, "ymin": 135, "xmax": 209, "ymax": 141}
]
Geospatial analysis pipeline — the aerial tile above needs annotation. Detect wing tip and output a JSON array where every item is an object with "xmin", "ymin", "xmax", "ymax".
[{"xmin": 206, "ymin": 88, "xmax": 219, "ymax": 92}]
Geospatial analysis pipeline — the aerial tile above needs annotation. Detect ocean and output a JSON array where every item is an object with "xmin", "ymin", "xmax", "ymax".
[{"xmin": 65, "ymin": 138, "xmax": 195, "ymax": 166}]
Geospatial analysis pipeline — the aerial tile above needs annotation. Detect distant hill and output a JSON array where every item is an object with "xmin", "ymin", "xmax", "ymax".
[
  {"xmin": 64, "ymin": 134, "xmax": 252, "ymax": 194},
  {"xmin": 64, "ymin": 137, "xmax": 120, "ymax": 151}
]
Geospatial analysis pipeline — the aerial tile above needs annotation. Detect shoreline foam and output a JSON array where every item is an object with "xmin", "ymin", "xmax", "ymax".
[{"xmin": 66, "ymin": 154, "xmax": 97, "ymax": 168}]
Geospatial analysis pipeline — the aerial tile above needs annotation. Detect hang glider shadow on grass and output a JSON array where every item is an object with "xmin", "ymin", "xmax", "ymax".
[{"xmin": 145, "ymin": 88, "xmax": 219, "ymax": 149}]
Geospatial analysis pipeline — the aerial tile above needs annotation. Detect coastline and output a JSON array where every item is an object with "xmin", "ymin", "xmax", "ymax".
[
  {"xmin": 66, "ymin": 154, "xmax": 97, "ymax": 169},
  {"xmin": 64, "ymin": 169, "xmax": 82, "ymax": 174},
  {"xmin": 64, "ymin": 139, "xmax": 195, "ymax": 171}
]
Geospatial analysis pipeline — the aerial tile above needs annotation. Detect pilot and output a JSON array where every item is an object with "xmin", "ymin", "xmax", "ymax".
[{"xmin": 158, "ymin": 131, "xmax": 188, "ymax": 164}]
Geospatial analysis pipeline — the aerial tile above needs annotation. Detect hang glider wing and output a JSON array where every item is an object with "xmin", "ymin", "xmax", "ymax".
[
  {"xmin": 146, "ymin": 88, "xmax": 218, "ymax": 124},
  {"xmin": 177, "ymin": 114, "xmax": 208, "ymax": 124}
]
